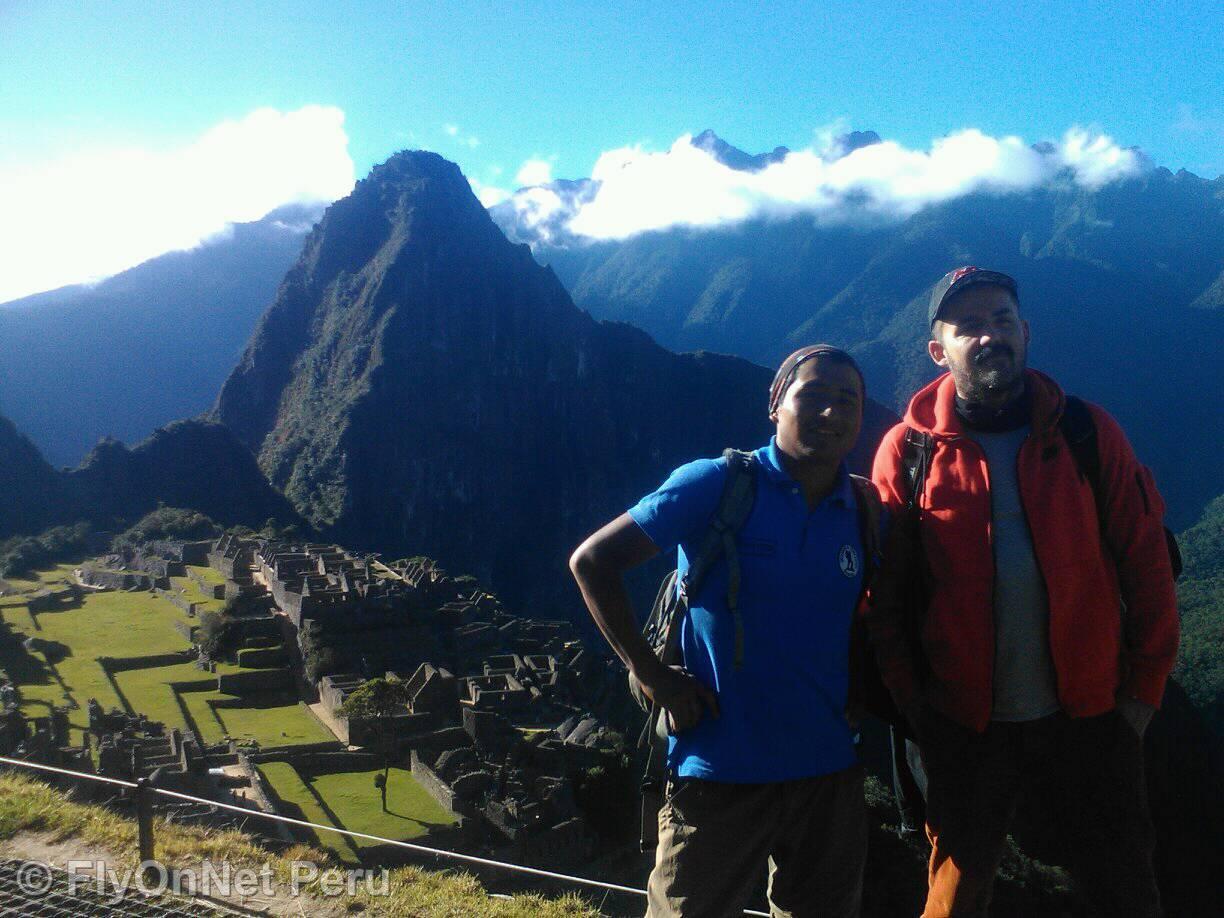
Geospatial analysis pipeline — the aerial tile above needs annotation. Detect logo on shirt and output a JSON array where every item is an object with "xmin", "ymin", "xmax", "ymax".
[{"xmin": 838, "ymin": 544, "xmax": 859, "ymax": 578}]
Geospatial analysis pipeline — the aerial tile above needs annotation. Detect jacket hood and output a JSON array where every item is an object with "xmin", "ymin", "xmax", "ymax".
[{"xmin": 903, "ymin": 369, "xmax": 1067, "ymax": 438}]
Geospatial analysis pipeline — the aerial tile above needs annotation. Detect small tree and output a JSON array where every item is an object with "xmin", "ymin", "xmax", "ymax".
[
  {"xmin": 340, "ymin": 677, "xmax": 412, "ymax": 809},
  {"xmin": 300, "ymin": 622, "xmax": 338, "ymax": 683},
  {"xmin": 196, "ymin": 611, "xmax": 233, "ymax": 657},
  {"xmin": 303, "ymin": 646, "xmax": 338, "ymax": 683}
]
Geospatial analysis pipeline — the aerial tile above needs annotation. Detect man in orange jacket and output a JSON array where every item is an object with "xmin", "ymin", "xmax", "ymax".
[{"xmin": 868, "ymin": 266, "xmax": 1178, "ymax": 917}]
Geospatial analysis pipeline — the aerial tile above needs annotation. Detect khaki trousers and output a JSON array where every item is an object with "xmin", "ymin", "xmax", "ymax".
[{"xmin": 646, "ymin": 764, "xmax": 867, "ymax": 918}]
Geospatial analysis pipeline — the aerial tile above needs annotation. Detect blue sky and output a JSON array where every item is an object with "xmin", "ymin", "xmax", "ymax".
[{"xmin": 1, "ymin": 0, "xmax": 1221, "ymax": 298}]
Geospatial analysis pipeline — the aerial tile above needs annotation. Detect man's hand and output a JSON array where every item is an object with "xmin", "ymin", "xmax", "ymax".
[
  {"xmin": 633, "ymin": 658, "xmax": 720, "ymax": 733},
  {"xmin": 1116, "ymin": 697, "xmax": 1155, "ymax": 739}
]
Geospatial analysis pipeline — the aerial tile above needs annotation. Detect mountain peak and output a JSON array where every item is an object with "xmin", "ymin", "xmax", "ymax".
[
  {"xmin": 212, "ymin": 150, "xmax": 803, "ymax": 608},
  {"xmin": 366, "ymin": 148, "xmax": 466, "ymax": 186},
  {"xmin": 691, "ymin": 130, "xmax": 789, "ymax": 172},
  {"xmin": 828, "ymin": 130, "xmax": 882, "ymax": 158}
]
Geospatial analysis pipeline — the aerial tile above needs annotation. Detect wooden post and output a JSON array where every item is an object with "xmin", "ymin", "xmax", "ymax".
[{"xmin": 135, "ymin": 777, "xmax": 155, "ymax": 871}]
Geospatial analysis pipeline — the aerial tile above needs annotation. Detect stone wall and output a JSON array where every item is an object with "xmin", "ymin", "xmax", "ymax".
[
  {"xmin": 411, "ymin": 749, "xmax": 458, "ymax": 815},
  {"xmin": 318, "ymin": 674, "xmax": 363, "ymax": 712},
  {"xmin": 79, "ymin": 568, "xmax": 155, "ymax": 591},
  {"xmin": 236, "ymin": 645, "xmax": 287, "ymax": 668},
  {"xmin": 234, "ymin": 750, "xmax": 296, "ymax": 843},
  {"xmin": 216, "ymin": 668, "xmax": 292, "ymax": 694},
  {"xmin": 101, "ymin": 651, "xmax": 195, "ymax": 673}
]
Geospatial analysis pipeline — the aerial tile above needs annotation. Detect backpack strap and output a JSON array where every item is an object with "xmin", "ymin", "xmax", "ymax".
[
  {"xmin": 1059, "ymin": 394, "xmax": 1182, "ymax": 579},
  {"xmin": 847, "ymin": 473, "xmax": 906, "ymax": 729},
  {"xmin": 901, "ymin": 428, "xmax": 934, "ymax": 512},
  {"xmin": 1060, "ymin": 395, "xmax": 1102, "ymax": 504},
  {"xmin": 849, "ymin": 474, "xmax": 883, "ymax": 586},
  {"xmin": 680, "ymin": 449, "xmax": 757, "ymax": 670}
]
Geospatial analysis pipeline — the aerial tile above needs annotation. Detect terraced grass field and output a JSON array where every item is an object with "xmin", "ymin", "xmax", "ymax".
[
  {"xmin": 187, "ymin": 565, "xmax": 225, "ymax": 587},
  {"xmin": 0, "ymin": 563, "xmax": 78, "ymax": 590},
  {"xmin": 258, "ymin": 762, "xmax": 458, "ymax": 864},
  {"xmin": 0, "ymin": 563, "xmax": 320, "ymax": 751},
  {"xmin": 312, "ymin": 767, "xmax": 457, "ymax": 842},
  {"xmin": 0, "ymin": 561, "xmax": 458, "ymax": 863},
  {"xmin": 180, "ymin": 692, "xmax": 333, "ymax": 748},
  {"xmin": 257, "ymin": 761, "xmax": 354, "ymax": 862},
  {"xmin": 168, "ymin": 575, "xmax": 226, "ymax": 614},
  {"xmin": 0, "ymin": 574, "xmax": 194, "ymax": 742}
]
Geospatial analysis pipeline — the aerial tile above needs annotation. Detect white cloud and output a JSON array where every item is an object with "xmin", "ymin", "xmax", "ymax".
[
  {"xmin": 546, "ymin": 126, "xmax": 1144, "ymax": 242},
  {"xmin": 468, "ymin": 176, "xmax": 511, "ymax": 208},
  {"xmin": 1057, "ymin": 127, "xmax": 1141, "ymax": 189},
  {"xmin": 0, "ymin": 105, "xmax": 355, "ymax": 303},
  {"xmin": 515, "ymin": 158, "xmax": 554, "ymax": 187},
  {"xmin": 510, "ymin": 186, "xmax": 568, "ymax": 229}
]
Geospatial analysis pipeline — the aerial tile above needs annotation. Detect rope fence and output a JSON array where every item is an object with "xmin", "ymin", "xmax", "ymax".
[{"xmin": 0, "ymin": 754, "xmax": 770, "ymax": 916}]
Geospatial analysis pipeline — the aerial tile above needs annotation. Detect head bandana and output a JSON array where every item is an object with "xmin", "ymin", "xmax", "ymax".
[{"xmin": 768, "ymin": 345, "xmax": 865, "ymax": 416}]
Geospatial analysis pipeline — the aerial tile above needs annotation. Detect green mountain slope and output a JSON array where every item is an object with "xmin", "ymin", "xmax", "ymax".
[{"xmin": 1175, "ymin": 494, "xmax": 1224, "ymax": 735}]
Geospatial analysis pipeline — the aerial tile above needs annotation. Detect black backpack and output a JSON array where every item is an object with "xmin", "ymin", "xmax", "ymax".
[{"xmin": 1058, "ymin": 396, "xmax": 1183, "ymax": 578}]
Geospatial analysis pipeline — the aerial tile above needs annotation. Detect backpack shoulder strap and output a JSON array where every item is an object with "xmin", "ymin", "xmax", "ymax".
[
  {"xmin": 1059, "ymin": 395, "xmax": 1102, "ymax": 503},
  {"xmin": 681, "ymin": 448, "xmax": 757, "ymax": 670},
  {"xmin": 849, "ymin": 474, "xmax": 882, "ymax": 584},
  {"xmin": 682, "ymin": 449, "xmax": 757, "ymax": 598},
  {"xmin": 1058, "ymin": 394, "xmax": 1182, "ymax": 579},
  {"xmin": 901, "ymin": 427, "xmax": 934, "ymax": 512}
]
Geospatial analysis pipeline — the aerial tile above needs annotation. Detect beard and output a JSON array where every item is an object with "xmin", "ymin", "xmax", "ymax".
[{"xmin": 953, "ymin": 345, "xmax": 1026, "ymax": 402}]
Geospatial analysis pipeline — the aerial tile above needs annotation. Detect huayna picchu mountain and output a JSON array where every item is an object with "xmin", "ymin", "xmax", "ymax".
[{"xmin": 215, "ymin": 150, "xmax": 894, "ymax": 611}]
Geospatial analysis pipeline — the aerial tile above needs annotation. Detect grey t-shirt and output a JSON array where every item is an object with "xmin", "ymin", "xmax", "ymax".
[{"xmin": 967, "ymin": 425, "xmax": 1061, "ymax": 722}]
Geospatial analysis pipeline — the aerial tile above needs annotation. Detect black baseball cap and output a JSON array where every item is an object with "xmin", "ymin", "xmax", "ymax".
[{"xmin": 928, "ymin": 266, "xmax": 1019, "ymax": 327}]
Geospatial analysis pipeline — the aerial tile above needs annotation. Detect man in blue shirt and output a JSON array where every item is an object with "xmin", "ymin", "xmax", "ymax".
[{"xmin": 570, "ymin": 345, "xmax": 871, "ymax": 918}]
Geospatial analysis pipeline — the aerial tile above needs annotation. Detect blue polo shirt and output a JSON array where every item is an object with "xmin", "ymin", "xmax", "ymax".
[{"xmin": 628, "ymin": 438, "xmax": 862, "ymax": 783}]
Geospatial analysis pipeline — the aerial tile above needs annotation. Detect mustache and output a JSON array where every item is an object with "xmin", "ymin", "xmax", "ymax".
[{"xmin": 974, "ymin": 344, "xmax": 1014, "ymax": 365}]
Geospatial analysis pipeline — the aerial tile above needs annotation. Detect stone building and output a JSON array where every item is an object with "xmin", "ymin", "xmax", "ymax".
[{"xmin": 404, "ymin": 663, "xmax": 460, "ymax": 720}]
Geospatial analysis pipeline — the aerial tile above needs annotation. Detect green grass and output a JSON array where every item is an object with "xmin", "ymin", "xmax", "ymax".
[
  {"xmin": 168, "ymin": 576, "xmax": 225, "ymax": 613},
  {"xmin": 310, "ymin": 766, "xmax": 458, "ymax": 845},
  {"xmin": 182, "ymin": 693, "xmax": 334, "ymax": 748},
  {"xmin": 0, "ymin": 569, "xmax": 314, "ymax": 752},
  {"xmin": 179, "ymin": 688, "xmax": 226, "ymax": 743},
  {"xmin": 186, "ymin": 564, "xmax": 225, "ymax": 587},
  {"xmin": 12, "ymin": 589, "xmax": 190, "ymax": 656},
  {"xmin": 258, "ymin": 761, "xmax": 355, "ymax": 863},
  {"xmin": 112, "ymin": 662, "xmax": 217, "ymax": 727},
  {"xmin": 258, "ymin": 763, "xmax": 459, "ymax": 866},
  {"xmin": 0, "ymin": 772, "xmax": 594, "ymax": 916},
  {"xmin": 0, "ymin": 563, "xmax": 79, "ymax": 592},
  {"xmin": 0, "ymin": 583, "xmax": 197, "ymax": 743}
]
